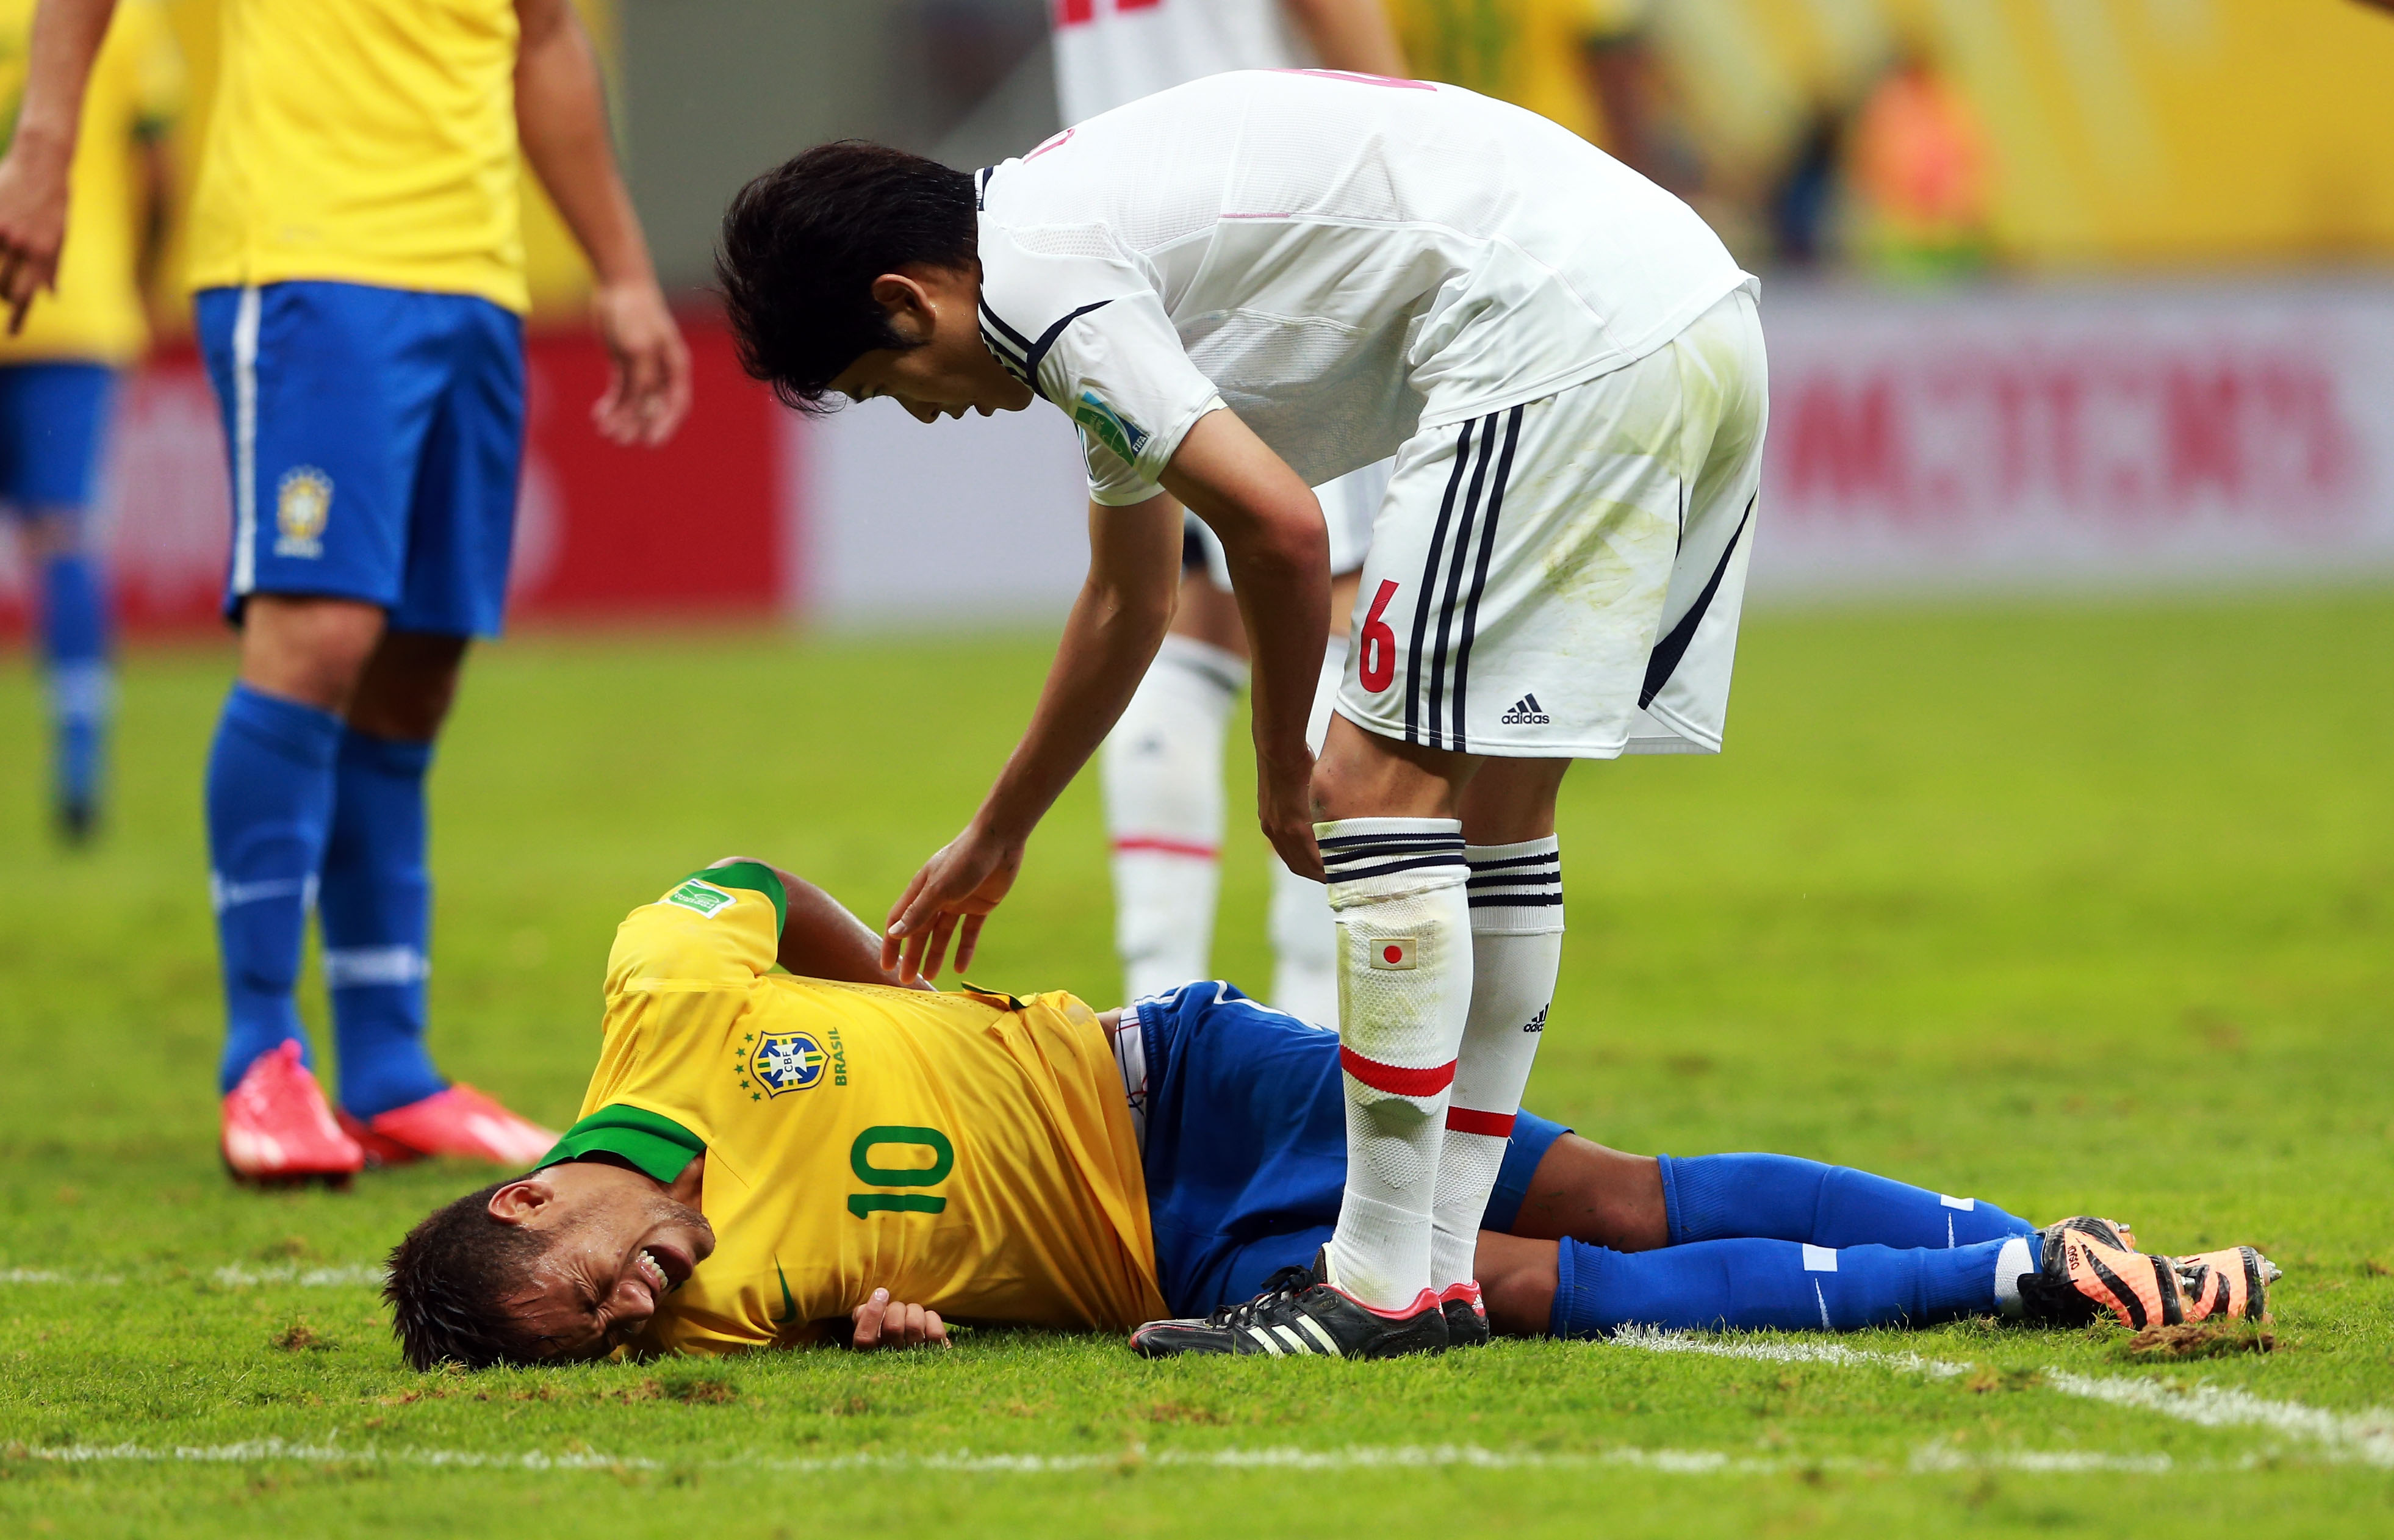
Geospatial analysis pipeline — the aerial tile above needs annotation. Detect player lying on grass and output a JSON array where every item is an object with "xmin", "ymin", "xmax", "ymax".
[{"xmin": 383, "ymin": 860, "xmax": 2276, "ymax": 1368}]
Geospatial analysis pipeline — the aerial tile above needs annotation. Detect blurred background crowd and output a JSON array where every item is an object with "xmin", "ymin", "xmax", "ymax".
[{"xmin": 4, "ymin": 0, "xmax": 2392, "ymax": 642}]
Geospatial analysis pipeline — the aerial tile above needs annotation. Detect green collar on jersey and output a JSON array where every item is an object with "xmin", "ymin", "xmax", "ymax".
[{"xmin": 536, "ymin": 1105, "xmax": 705, "ymax": 1185}]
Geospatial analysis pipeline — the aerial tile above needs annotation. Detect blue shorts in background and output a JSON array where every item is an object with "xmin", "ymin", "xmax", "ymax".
[
  {"xmin": 1134, "ymin": 981, "xmax": 1572, "ymax": 1317},
  {"xmin": 0, "ymin": 361, "xmax": 119, "ymax": 512},
  {"xmin": 195, "ymin": 281, "xmax": 526, "ymax": 636}
]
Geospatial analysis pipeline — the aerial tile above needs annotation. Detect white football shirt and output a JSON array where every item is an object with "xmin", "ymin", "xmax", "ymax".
[
  {"xmin": 974, "ymin": 70, "xmax": 1756, "ymax": 506},
  {"xmin": 1052, "ymin": 0, "xmax": 1311, "ymax": 126}
]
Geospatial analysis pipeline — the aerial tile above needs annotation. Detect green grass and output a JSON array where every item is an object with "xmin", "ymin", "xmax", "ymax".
[{"xmin": 2, "ymin": 590, "xmax": 2390, "ymax": 1536}]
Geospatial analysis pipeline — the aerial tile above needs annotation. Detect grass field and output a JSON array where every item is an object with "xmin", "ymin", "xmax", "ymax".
[{"xmin": 1, "ymin": 589, "xmax": 2390, "ymax": 1537}]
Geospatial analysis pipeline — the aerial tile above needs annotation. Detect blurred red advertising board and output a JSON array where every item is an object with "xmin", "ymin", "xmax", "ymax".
[{"xmin": 0, "ymin": 317, "xmax": 788, "ymax": 638}]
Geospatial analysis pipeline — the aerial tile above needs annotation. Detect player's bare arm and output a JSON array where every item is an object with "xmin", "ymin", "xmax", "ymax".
[
  {"xmin": 883, "ymin": 493, "xmax": 1183, "ymax": 982},
  {"xmin": 1156, "ymin": 411, "xmax": 1333, "ymax": 881},
  {"xmin": 1282, "ymin": 0, "xmax": 1407, "ymax": 77},
  {"xmin": 512, "ymin": 0, "xmax": 690, "ymax": 445},
  {"xmin": 703, "ymin": 856, "xmax": 933, "ymax": 991},
  {"xmin": 0, "ymin": 0, "xmax": 118, "ymax": 328}
]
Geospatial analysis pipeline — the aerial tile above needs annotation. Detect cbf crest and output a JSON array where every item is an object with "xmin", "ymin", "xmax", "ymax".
[
  {"xmin": 739, "ymin": 1030, "xmax": 827, "ymax": 1099},
  {"xmin": 274, "ymin": 467, "xmax": 334, "ymax": 559}
]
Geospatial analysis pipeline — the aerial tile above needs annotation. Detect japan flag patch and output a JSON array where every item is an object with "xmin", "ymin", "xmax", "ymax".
[{"xmin": 1370, "ymin": 937, "xmax": 1417, "ymax": 971}]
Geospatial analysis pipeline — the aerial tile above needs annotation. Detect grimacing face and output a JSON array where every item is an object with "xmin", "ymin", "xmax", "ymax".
[{"xmin": 489, "ymin": 1162, "xmax": 717, "ymax": 1361}]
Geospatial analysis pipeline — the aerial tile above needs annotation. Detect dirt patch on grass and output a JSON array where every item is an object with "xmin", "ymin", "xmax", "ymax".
[{"xmin": 2123, "ymin": 1322, "xmax": 2275, "ymax": 1359}]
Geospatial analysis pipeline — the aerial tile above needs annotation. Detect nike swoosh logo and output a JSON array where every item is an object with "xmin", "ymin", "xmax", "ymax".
[{"xmin": 771, "ymin": 1259, "xmax": 797, "ymax": 1326}]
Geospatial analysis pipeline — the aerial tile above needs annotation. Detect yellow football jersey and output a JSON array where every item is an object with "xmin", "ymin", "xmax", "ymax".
[
  {"xmin": 0, "ymin": 0, "xmax": 179, "ymax": 364},
  {"xmin": 552, "ymin": 865, "xmax": 1168, "ymax": 1357},
  {"xmin": 185, "ymin": 0, "xmax": 528, "ymax": 312},
  {"xmin": 1390, "ymin": 0, "xmax": 1645, "ymax": 148}
]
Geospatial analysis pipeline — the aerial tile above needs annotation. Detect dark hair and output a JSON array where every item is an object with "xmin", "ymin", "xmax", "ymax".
[
  {"xmin": 384, "ymin": 1181, "xmax": 559, "ymax": 1370},
  {"xmin": 716, "ymin": 141, "xmax": 979, "ymax": 413}
]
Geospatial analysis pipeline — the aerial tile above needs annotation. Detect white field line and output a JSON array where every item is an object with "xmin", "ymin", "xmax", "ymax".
[
  {"xmin": 210, "ymin": 1264, "xmax": 387, "ymax": 1289},
  {"xmin": 1610, "ymin": 1328, "xmax": 2394, "ymax": 1469},
  {"xmin": 10, "ymin": 1439, "xmax": 2240, "ymax": 1478},
  {"xmin": 0, "ymin": 1264, "xmax": 380, "ymax": 1288}
]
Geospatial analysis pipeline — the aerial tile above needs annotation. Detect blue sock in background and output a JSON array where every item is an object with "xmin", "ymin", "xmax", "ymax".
[
  {"xmin": 208, "ymin": 683, "xmax": 341, "ymax": 1091},
  {"xmin": 41, "ymin": 550, "xmax": 111, "ymax": 816},
  {"xmin": 1660, "ymin": 1153, "xmax": 2037, "ymax": 1250},
  {"xmin": 1548, "ymin": 1234, "xmax": 2010, "ymax": 1336},
  {"xmin": 320, "ymin": 727, "xmax": 446, "ymax": 1118}
]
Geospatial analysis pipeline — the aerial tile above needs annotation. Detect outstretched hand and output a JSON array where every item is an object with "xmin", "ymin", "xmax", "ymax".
[{"xmin": 882, "ymin": 822, "xmax": 1024, "ymax": 985}]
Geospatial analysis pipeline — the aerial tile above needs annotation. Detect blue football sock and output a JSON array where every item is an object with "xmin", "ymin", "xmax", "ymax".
[
  {"xmin": 208, "ymin": 683, "xmax": 342, "ymax": 1092},
  {"xmin": 321, "ymin": 727, "xmax": 446, "ymax": 1118},
  {"xmin": 40, "ymin": 550, "xmax": 110, "ymax": 811},
  {"xmin": 1659, "ymin": 1153, "xmax": 2037, "ymax": 1250},
  {"xmin": 1548, "ymin": 1234, "xmax": 2011, "ymax": 1336}
]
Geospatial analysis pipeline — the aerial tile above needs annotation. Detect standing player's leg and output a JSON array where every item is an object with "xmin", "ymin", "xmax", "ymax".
[
  {"xmin": 1428, "ymin": 289, "xmax": 1774, "ymax": 1337},
  {"xmin": 0, "ymin": 362, "xmax": 123, "ymax": 841},
  {"xmin": 196, "ymin": 278, "xmax": 425, "ymax": 1184},
  {"xmin": 1428, "ymin": 761, "xmax": 1569, "ymax": 1342},
  {"xmin": 325, "ymin": 290, "xmax": 553, "ymax": 1168},
  {"xmin": 1099, "ymin": 530, "xmax": 1246, "ymax": 1001}
]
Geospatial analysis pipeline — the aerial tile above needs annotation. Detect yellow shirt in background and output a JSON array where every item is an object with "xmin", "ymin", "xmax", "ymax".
[
  {"xmin": 0, "ymin": 0, "xmax": 179, "ymax": 364},
  {"xmin": 1391, "ymin": 0, "xmax": 1644, "ymax": 148},
  {"xmin": 185, "ymin": 0, "xmax": 528, "ymax": 313},
  {"xmin": 567, "ymin": 866, "xmax": 1166, "ymax": 1358}
]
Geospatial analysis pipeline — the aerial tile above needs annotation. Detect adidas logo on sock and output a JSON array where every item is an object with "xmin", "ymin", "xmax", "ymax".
[
  {"xmin": 1522, "ymin": 1006, "xmax": 1547, "ymax": 1034},
  {"xmin": 1499, "ymin": 693, "xmax": 1550, "ymax": 725}
]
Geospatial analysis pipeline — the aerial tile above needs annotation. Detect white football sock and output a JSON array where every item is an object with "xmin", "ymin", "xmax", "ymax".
[
  {"xmin": 1321, "ymin": 816, "xmax": 1471, "ymax": 1310},
  {"xmin": 1266, "ymin": 635, "xmax": 1350, "ymax": 1026},
  {"xmin": 1100, "ymin": 634, "xmax": 1246, "ymax": 1000},
  {"xmin": 1429, "ymin": 838, "xmax": 1564, "ymax": 1292}
]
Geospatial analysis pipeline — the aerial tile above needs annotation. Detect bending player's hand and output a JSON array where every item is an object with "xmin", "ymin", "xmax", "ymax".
[
  {"xmin": 0, "ymin": 140, "xmax": 71, "ymax": 334},
  {"xmin": 847, "ymin": 1287, "xmax": 948, "ymax": 1350},
  {"xmin": 1259, "ymin": 753, "xmax": 1323, "ymax": 882},
  {"xmin": 589, "ymin": 277, "xmax": 692, "ymax": 447},
  {"xmin": 882, "ymin": 822, "xmax": 1023, "ymax": 985}
]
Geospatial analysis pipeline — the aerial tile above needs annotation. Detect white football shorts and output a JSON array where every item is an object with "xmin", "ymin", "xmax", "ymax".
[{"xmin": 1337, "ymin": 287, "xmax": 1767, "ymax": 760}]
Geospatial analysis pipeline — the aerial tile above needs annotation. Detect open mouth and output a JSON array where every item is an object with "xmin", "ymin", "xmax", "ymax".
[{"xmin": 635, "ymin": 1239, "xmax": 696, "ymax": 1294}]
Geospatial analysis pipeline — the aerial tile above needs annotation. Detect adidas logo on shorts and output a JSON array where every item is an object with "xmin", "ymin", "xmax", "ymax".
[
  {"xmin": 1523, "ymin": 1006, "xmax": 1547, "ymax": 1034},
  {"xmin": 1499, "ymin": 693, "xmax": 1551, "ymax": 725}
]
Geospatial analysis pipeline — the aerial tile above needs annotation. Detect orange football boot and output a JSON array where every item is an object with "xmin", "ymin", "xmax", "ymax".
[
  {"xmin": 2018, "ymin": 1217, "xmax": 2188, "ymax": 1330},
  {"xmin": 337, "ymin": 1085, "xmax": 559, "ymax": 1169},
  {"xmin": 2173, "ymin": 1247, "xmax": 2280, "ymax": 1322},
  {"xmin": 221, "ymin": 1040, "xmax": 364, "ymax": 1186}
]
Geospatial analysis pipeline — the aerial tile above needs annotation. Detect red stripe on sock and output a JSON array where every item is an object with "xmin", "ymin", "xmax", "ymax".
[
  {"xmin": 1111, "ymin": 836, "xmax": 1220, "ymax": 859},
  {"xmin": 1445, "ymin": 1106, "xmax": 1515, "ymax": 1137},
  {"xmin": 1339, "ymin": 1045, "xmax": 1456, "ymax": 1098}
]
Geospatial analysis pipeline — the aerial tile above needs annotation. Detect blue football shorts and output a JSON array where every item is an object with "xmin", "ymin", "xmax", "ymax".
[
  {"xmin": 0, "ymin": 361, "xmax": 119, "ymax": 513},
  {"xmin": 1130, "ymin": 980, "xmax": 1572, "ymax": 1317},
  {"xmin": 194, "ymin": 280, "xmax": 526, "ymax": 636}
]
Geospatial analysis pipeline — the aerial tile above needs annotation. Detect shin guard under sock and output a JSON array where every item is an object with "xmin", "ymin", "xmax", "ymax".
[
  {"xmin": 322, "ymin": 728, "xmax": 446, "ymax": 1117},
  {"xmin": 1321, "ymin": 816, "xmax": 1470, "ymax": 1309},
  {"xmin": 1548, "ymin": 1234, "xmax": 2010, "ymax": 1336},
  {"xmin": 1430, "ymin": 837, "xmax": 1562, "ymax": 1290},
  {"xmin": 1659, "ymin": 1153, "xmax": 2037, "ymax": 1250},
  {"xmin": 208, "ymin": 683, "xmax": 341, "ymax": 1092},
  {"xmin": 1265, "ymin": 635, "xmax": 1350, "ymax": 1027},
  {"xmin": 1100, "ymin": 633, "xmax": 1245, "ymax": 999}
]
